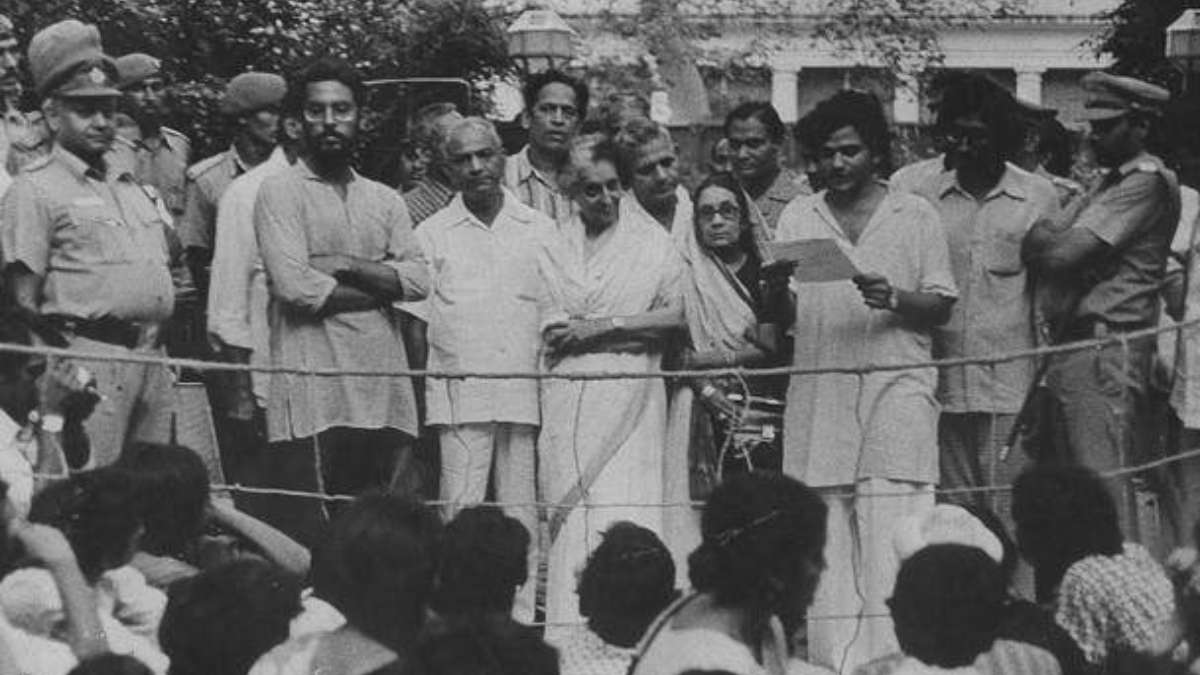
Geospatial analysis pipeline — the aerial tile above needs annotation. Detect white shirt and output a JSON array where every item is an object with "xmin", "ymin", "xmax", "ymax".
[
  {"xmin": 207, "ymin": 147, "xmax": 292, "ymax": 406},
  {"xmin": 0, "ymin": 409, "xmax": 35, "ymax": 518},
  {"xmin": 409, "ymin": 191, "xmax": 556, "ymax": 426}
]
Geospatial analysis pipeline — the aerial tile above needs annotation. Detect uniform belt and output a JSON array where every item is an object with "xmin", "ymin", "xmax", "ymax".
[
  {"xmin": 1058, "ymin": 319, "xmax": 1150, "ymax": 343},
  {"xmin": 45, "ymin": 315, "xmax": 142, "ymax": 350}
]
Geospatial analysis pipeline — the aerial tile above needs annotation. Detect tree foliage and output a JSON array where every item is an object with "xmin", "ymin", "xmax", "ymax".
[
  {"xmin": 0, "ymin": 0, "xmax": 515, "ymax": 159},
  {"xmin": 1095, "ymin": 0, "xmax": 1200, "ymax": 91}
]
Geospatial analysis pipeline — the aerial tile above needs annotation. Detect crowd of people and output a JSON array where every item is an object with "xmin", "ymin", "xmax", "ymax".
[{"xmin": 1, "ymin": 11, "xmax": 1200, "ymax": 675}]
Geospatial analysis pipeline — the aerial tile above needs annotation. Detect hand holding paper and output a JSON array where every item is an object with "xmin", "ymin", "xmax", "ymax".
[{"xmin": 762, "ymin": 238, "xmax": 861, "ymax": 283}]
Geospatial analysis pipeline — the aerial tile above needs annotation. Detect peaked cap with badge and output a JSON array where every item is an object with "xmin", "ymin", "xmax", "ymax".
[
  {"xmin": 27, "ymin": 19, "xmax": 120, "ymax": 99},
  {"xmin": 1080, "ymin": 71, "xmax": 1170, "ymax": 121}
]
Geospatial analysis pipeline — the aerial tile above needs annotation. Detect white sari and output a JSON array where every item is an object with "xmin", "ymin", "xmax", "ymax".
[{"xmin": 537, "ymin": 210, "xmax": 683, "ymax": 625}]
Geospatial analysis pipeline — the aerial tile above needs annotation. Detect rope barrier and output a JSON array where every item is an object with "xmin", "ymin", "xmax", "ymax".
[
  {"xmin": 1, "ymin": 316, "xmax": 1195, "ymax": 380},
  {"xmin": 123, "ymin": 445, "xmax": 1199, "ymax": 506}
]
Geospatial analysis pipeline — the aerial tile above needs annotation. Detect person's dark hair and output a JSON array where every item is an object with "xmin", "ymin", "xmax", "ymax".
[
  {"xmin": 67, "ymin": 654, "xmax": 153, "ymax": 675},
  {"xmin": 723, "ymin": 102, "xmax": 786, "ymax": 144},
  {"xmin": 795, "ymin": 90, "xmax": 894, "ymax": 176},
  {"xmin": 560, "ymin": 134, "xmax": 620, "ymax": 194},
  {"xmin": 691, "ymin": 172, "xmax": 756, "ymax": 260},
  {"xmin": 286, "ymin": 56, "xmax": 365, "ymax": 114},
  {"xmin": 578, "ymin": 521, "xmax": 678, "ymax": 648},
  {"xmin": 1011, "ymin": 464, "xmax": 1122, "ymax": 595},
  {"xmin": 522, "ymin": 69, "xmax": 589, "ymax": 119},
  {"xmin": 1036, "ymin": 118, "xmax": 1076, "ymax": 178},
  {"xmin": 29, "ymin": 468, "xmax": 143, "ymax": 581},
  {"xmin": 960, "ymin": 504, "xmax": 1019, "ymax": 587},
  {"xmin": 115, "ymin": 442, "xmax": 209, "ymax": 557},
  {"xmin": 613, "ymin": 116, "xmax": 673, "ymax": 187},
  {"xmin": 599, "ymin": 91, "xmax": 651, "ymax": 135},
  {"xmin": 688, "ymin": 472, "xmax": 826, "ymax": 624},
  {"xmin": 412, "ymin": 614, "xmax": 559, "ymax": 675},
  {"xmin": 311, "ymin": 493, "xmax": 442, "ymax": 652},
  {"xmin": 432, "ymin": 506, "xmax": 529, "ymax": 618},
  {"xmin": 159, "ymin": 558, "xmax": 303, "ymax": 675},
  {"xmin": 934, "ymin": 73, "xmax": 1023, "ymax": 161},
  {"xmin": 891, "ymin": 544, "xmax": 1005, "ymax": 668}
]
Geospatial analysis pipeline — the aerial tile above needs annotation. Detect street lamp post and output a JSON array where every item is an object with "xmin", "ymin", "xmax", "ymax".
[
  {"xmin": 506, "ymin": 6, "xmax": 577, "ymax": 76},
  {"xmin": 1166, "ymin": 9, "xmax": 1200, "ymax": 91}
]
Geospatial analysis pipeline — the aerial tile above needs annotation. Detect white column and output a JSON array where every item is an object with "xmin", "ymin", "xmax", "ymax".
[
  {"xmin": 771, "ymin": 65, "xmax": 800, "ymax": 123},
  {"xmin": 1015, "ymin": 69, "xmax": 1045, "ymax": 106},
  {"xmin": 893, "ymin": 73, "xmax": 920, "ymax": 124}
]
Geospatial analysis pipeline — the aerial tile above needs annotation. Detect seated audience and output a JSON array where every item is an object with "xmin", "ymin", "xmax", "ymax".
[
  {"xmin": 863, "ymin": 504, "xmax": 1079, "ymax": 675},
  {"xmin": 630, "ymin": 472, "xmax": 832, "ymax": 675},
  {"xmin": 0, "ymin": 477, "xmax": 107, "ymax": 675},
  {"xmin": 552, "ymin": 521, "xmax": 679, "ymax": 675},
  {"xmin": 430, "ymin": 506, "xmax": 529, "ymax": 621},
  {"xmin": 117, "ymin": 442, "xmax": 310, "ymax": 587},
  {"xmin": 412, "ymin": 613, "xmax": 559, "ymax": 675},
  {"xmin": 5, "ymin": 469, "xmax": 168, "ymax": 673},
  {"xmin": 159, "ymin": 558, "xmax": 302, "ymax": 675},
  {"xmin": 249, "ymin": 493, "xmax": 442, "ymax": 675},
  {"xmin": 856, "ymin": 545, "xmax": 1004, "ymax": 675},
  {"xmin": 1012, "ymin": 465, "xmax": 1181, "ymax": 672},
  {"xmin": 962, "ymin": 506, "xmax": 1087, "ymax": 675}
]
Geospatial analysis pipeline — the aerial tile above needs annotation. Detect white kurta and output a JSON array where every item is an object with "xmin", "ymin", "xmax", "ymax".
[
  {"xmin": 536, "ymin": 209, "xmax": 683, "ymax": 624},
  {"xmin": 777, "ymin": 190, "xmax": 958, "ymax": 487}
]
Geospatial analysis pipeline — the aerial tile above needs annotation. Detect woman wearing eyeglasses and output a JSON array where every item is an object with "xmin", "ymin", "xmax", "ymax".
[{"xmin": 670, "ymin": 172, "xmax": 788, "ymax": 476}]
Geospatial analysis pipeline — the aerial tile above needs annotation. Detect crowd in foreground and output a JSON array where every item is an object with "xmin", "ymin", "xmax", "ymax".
[{"xmin": 0, "ymin": 11, "xmax": 1199, "ymax": 675}]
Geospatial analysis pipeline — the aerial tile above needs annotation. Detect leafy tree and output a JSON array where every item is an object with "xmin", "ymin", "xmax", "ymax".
[
  {"xmin": 0, "ymin": 0, "xmax": 514, "ymax": 161},
  {"xmin": 1095, "ymin": 0, "xmax": 1200, "ymax": 91}
]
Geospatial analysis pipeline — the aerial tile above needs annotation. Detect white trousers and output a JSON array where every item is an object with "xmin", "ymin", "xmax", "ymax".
[
  {"xmin": 807, "ymin": 478, "xmax": 934, "ymax": 675},
  {"xmin": 438, "ymin": 421, "xmax": 538, "ymax": 622}
]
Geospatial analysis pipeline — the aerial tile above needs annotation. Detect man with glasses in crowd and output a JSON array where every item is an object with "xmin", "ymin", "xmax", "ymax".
[
  {"xmin": 2, "ymin": 21, "xmax": 178, "ymax": 468},
  {"xmin": 252, "ymin": 56, "xmax": 429, "ymax": 545},
  {"xmin": 504, "ymin": 69, "xmax": 588, "ymax": 224},
  {"xmin": 911, "ymin": 74, "xmax": 1059, "ymax": 529}
]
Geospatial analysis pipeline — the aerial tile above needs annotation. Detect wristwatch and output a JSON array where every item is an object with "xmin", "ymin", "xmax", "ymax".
[
  {"xmin": 887, "ymin": 288, "xmax": 901, "ymax": 311},
  {"xmin": 28, "ymin": 410, "xmax": 64, "ymax": 433},
  {"xmin": 610, "ymin": 316, "xmax": 627, "ymax": 330}
]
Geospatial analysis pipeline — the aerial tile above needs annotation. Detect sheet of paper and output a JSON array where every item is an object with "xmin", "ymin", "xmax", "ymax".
[{"xmin": 763, "ymin": 238, "xmax": 860, "ymax": 283}]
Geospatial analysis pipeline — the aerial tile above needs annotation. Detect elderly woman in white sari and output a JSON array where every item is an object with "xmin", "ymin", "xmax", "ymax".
[{"xmin": 537, "ymin": 135, "xmax": 685, "ymax": 628}]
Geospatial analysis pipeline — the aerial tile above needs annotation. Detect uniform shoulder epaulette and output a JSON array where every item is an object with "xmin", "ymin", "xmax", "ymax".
[
  {"xmin": 186, "ymin": 152, "xmax": 228, "ymax": 180},
  {"xmin": 161, "ymin": 126, "xmax": 189, "ymax": 143},
  {"xmin": 1136, "ymin": 160, "xmax": 1159, "ymax": 173}
]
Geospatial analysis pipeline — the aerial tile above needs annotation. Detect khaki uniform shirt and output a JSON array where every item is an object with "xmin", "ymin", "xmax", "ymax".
[
  {"xmin": 504, "ymin": 145, "xmax": 573, "ymax": 225},
  {"xmin": 0, "ymin": 145, "xmax": 175, "ymax": 323},
  {"xmin": 918, "ymin": 166, "xmax": 1060, "ymax": 414},
  {"xmin": 753, "ymin": 167, "xmax": 810, "ymax": 233},
  {"xmin": 181, "ymin": 147, "xmax": 251, "ymax": 251},
  {"xmin": 113, "ymin": 125, "xmax": 191, "ymax": 219},
  {"xmin": 254, "ymin": 161, "xmax": 430, "ymax": 441},
  {"xmin": 1059, "ymin": 152, "xmax": 1180, "ymax": 330},
  {"xmin": 1035, "ymin": 165, "xmax": 1084, "ymax": 209}
]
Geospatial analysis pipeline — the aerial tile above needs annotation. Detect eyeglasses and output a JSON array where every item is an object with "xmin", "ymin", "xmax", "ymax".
[
  {"xmin": 939, "ymin": 125, "xmax": 991, "ymax": 146},
  {"xmin": 302, "ymin": 102, "xmax": 357, "ymax": 123},
  {"xmin": 696, "ymin": 202, "xmax": 741, "ymax": 221}
]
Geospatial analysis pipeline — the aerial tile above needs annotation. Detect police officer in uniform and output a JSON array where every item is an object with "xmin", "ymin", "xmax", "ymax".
[
  {"xmin": 113, "ymin": 53, "xmax": 191, "ymax": 220},
  {"xmin": 1, "ymin": 20, "xmax": 176, "ymax": 468},
  {"xmin": 179, "ymin": 72, "xmax": 285, "ymax": 295},
  {"xmin": 1025, "ymin": 71, "xmax": 1181, "ymax": 543},
  {"xmin": 0, "ymin": 14, "xmax": 50, "ymax": 183}
]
